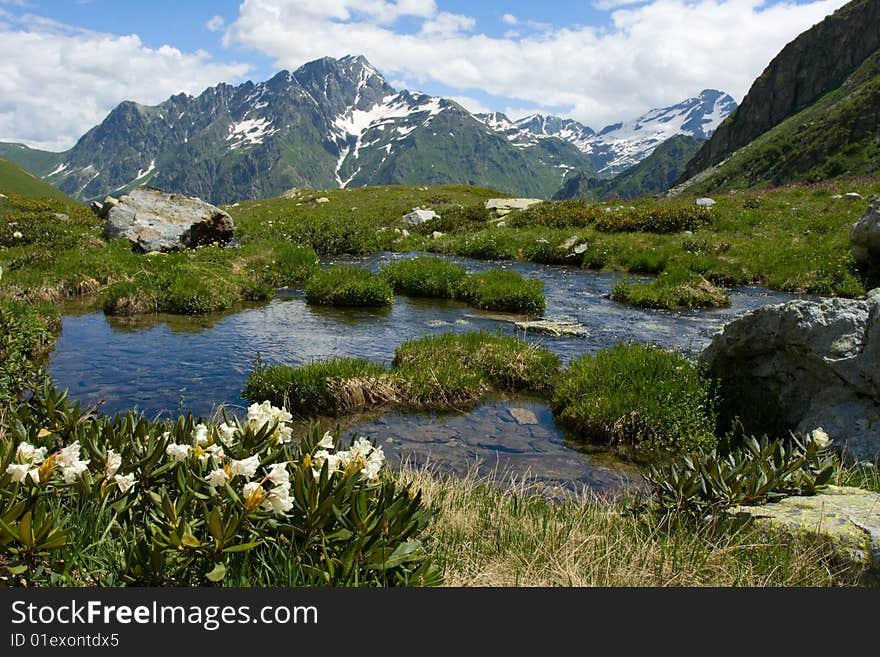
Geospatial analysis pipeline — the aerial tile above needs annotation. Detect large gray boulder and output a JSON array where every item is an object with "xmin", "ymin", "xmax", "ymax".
[
  {"xmin": 104, "ymin": 186, "xmax": 234, "ymax": 253},
  {"xmin": 851, "ymin": 199, "xmax": 880, "ymax": 267},
  {"xmin": 700, "ymin": 290, "xmax": 880, "ymax": 462}
]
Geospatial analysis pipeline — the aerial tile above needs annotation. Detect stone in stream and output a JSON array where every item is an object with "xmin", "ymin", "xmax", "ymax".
[
  {"xmin": 515, "ymin": 319, "xmax": 589, "ymax": 337},
  {"xmin": 509, "ymin": 407, "xmax": 539, "ymax": 425},
  {"xmin": 700, "ymin": 289, "xmax": 880, "ymax": 462},
  {"xmin": 730, "ymin": 485, "xmax": 880, "ymax": 579},
  {"xmin": 104, "ymin": 186, "xmax": 234, "ymax": 253},
  {"xmin": 851, "ymin": 198, "xmax": 880, "ymax": 267}
]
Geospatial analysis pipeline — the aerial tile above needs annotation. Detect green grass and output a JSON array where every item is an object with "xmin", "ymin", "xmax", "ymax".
[
  {"xmin": 243, "ymin": 331, "xmax": 562, "ymax": 417},
  {"xmin": 0, "ymin": 300, "xmax": 56, "ymax": 403},
  {"xmin": 0, "ymin": 157, "xmax": 72, "ymax": 201},
  {"xmin": 456, "ymin": 269, "xmax": 545, "ymax": 315},
  {"xmin": 304, "ymin": 266, "xmax": 394, "ymax": 307},
  {"xmin": 551, "ymin": 343, "xmax": 718, "ymax": 455},
  {"xmin": 381, "ymin": 256, "xmax": 546, "ymax": 314},
  {"xmin": 382, "ymin": 256, "xmax": 467, "ymax": 298}
]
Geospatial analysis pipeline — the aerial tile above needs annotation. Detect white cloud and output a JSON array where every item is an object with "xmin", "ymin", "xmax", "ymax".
[
  {"xmin": 593, "ymin": 0, "xmax": 649, "ymax": 10},
  {"xmin": 0, "ymin": 18, "xmax": 249, "ymax": 150},
  {"xmin": 504, "ymin": 106, "xmax": 549, "ymax": 121},
  {"xmin": 420, "ymin": 11, "xmax": 474, "ymax": 35},
  {"xmin": 501, "ymin": 13, "xmax": 518, "ymax": 25},
  {"xmin": 206, "ymin": 15, "xmax": 225, "ymax": 32},
  {"xmin": 447, "ymin": 95, "xmax": 491, "ymax": 115},
  {"xmin": 225, "ymin": 0, "xmax": 849, "ymax": 128}
]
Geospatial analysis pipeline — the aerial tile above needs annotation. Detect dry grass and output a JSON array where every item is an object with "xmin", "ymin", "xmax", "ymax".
[{"xmin": 398, "ymin": 465, "xmax": 855, "ymax": 587}]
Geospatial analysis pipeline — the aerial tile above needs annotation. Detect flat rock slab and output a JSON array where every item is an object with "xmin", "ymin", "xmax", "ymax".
[
  {"xmin": 486, "ymin": 198, "xmax": 543, "ymax": 216},
  {"xmin": 515, "ymin": 319, "xmax": 589, "ymax": 337},
  {"xmin": 509, "ymin": 408, "xmax": 539, "ymax": 425},
  {"xmin": 403, "ymin": 209, "xmax": 438, "ymax": 226},
  {"xmin": 731, "ymin": 485, "xmax": 880, "ymax": 574},
  {"xmin": 105, "ymin": 186, "xmax": 234, "ymax": 253}
]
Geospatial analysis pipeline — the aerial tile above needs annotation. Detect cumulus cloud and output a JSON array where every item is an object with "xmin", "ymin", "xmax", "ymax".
[
  {"xmin": 501, "ymin": 13, "xmax": 518, "ymax": 25},
  {"xmin": 446, "ymin": 95, "xmax": 492, "ymax": 115},
  {"xmin": 206, "ymin": 15, "xmax": 225, "ymax": 32},
  {"xmin": 0, "ymin": 16, "xmax": 249, "ymax": 150},
  {"xmin": 225, "ymin": 0, "xmax": 849, "ymax": 128}
]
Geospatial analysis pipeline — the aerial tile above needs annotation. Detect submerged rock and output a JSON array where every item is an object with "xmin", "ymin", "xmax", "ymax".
[
  {"xmin": 851, "ymin": 198, "xmax": 880, "ymax": 267},
  {"xmin": 509, "ymin": 408, "xmax": 539, "ymax": 425},
  {"xmin": 730, "ymin": 485, "xmax": 880, "ymax": 578},
  {"xmin": 700, "ymin": 290, "xmax": 880, "ymax": 462},
  {"xmin": 104, "ymin": 186, "xmax": 234, "ymax": 253}
]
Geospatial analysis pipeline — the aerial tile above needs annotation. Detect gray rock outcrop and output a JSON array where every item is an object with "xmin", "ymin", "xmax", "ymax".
[
  {"xmin": 851, "ymin": 199, "xmax": 880, "ymax": 267},
  {"xmin": 485, "ymin": 198, "xmax": 543, "ymax": 216},
  {"xmin": 402, "ymin": 209, "xmax": 437, "ymax": 226},
  {"xmin": 104, "ymin": 186, "xmax": 234, "ymax": 253},
  {"xmin": 700, "ymin": 290, "xmax": 880, "ymax": 462}
]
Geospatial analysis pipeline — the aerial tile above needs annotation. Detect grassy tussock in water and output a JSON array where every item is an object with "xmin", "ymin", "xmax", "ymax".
[
  {"xmin": 552, "ymin": 343, "xmax": 717, "ymax": 455},
  {"xmin": 612, "ymin": 266, "xmax": 731, "ymax": 310},
  {"xmin": 244, "ymin": 331, "xmax": 561, "ymax": 417},
  {"xmin": 381, "ymin": 256, "xmax": 545, "ymax": 314},
  {"xmin": 304, "ymin": 266, "xmax": 394, "ymax": 307}
]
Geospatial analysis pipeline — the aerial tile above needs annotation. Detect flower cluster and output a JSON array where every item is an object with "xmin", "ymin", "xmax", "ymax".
[
  {"xmin": 245, "ymin": 401, "xmax": 293, "ymax": 444},
  {"xmin": 243, "ymin": 462, "xmax": 294, "ymax": 516},
  {"xmin": 6, "ymin": 441, "xmax": 47, "ymax": 484},
  {"xmin": 309, "ymin": 433, "xmax": 385, "ymax": 482}
]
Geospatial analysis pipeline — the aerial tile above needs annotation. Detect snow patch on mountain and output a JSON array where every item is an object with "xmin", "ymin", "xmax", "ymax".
[{"xmin": 227, "ymin": 118, "xmax": 277, "ymax": 150}]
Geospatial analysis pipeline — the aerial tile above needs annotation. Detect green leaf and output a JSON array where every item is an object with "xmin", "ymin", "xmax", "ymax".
[
  {"xmin": 206, "ymin": 562, "xmax": 227, "ymax": 582},
  {"xmin": 6, "ymin": 564, "xmax": 28, "ymax": 575},
  {"xmin": 181, "ymin": 533, "xmax": 201, "ymax": 548},
  {"xmin": 223, "ymin": 541, "xmax": 261, "ymax": 554}
]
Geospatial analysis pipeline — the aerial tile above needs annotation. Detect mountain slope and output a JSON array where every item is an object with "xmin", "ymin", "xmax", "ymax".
[
  {"xmin": 554, "ymin": 135, "xmax": 705, "ymax": 201},
  {"xmin": 0, "ymin": 143, "xmax": 63, "ymax": 177},
  {"xmin": 683, "ymin": 0, "xmax": 880, "ymax": 181},
  {"xmin": 0, "ymin": 156, "xmax": 73, "ymax": 201},
  {"xmin": 676, "ymin": 51, "xmax": 880, "ymax": 194}
]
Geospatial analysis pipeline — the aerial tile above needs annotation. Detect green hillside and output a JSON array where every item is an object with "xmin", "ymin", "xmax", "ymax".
[
  {"xmin": 0, "ymin": 156, "xmax": 73, "ymax": 201},
  {"xmin": 0, "ymin": 143, "xmax": 63, "ymax": 177},
  {"xmin": 681, "ymin": 51, "xmax": 880, "ymax": 194}
]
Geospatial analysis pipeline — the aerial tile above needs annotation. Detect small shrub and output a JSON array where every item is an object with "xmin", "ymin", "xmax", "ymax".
[
  {"xmin": 382, "ymin": 257, "xmax": 467, "ymax": 298},
  {"xmin": 453, "ymin": 231, "xmax": 519, "ymax": 260},
  {"xmin": 612, "ymin": 267, "xmax": 730, "ymax": 310},
  {"xmin": 0, "ymin": 301, "xmax": 55, "ymax": 403},
  {"xmin": 506, "ymin": 201, "xmax": 599, "ymax": 229},
  {"xmin": 304, "ymin": 266, "xmax": 393, "ymax": 307},
  {"xmin": 294, "ymin": 215, "xmax": 379, "ymax": 255},
  {"xmin": 414, "ymin": 204, "xmax": 491, "ymax": 234},
  {"xmin": 552, "ymin": 343, "xmax": 717, "ymax": 454},
  {"xmin": 594, "ymin": 206, "xmax": 711, "ymax": 233},
  {"xmin": 457, "ymin": 269, "xmax": 545, "ymax": 315},
  {"xmin": 644, "ymin": 432, "xmax": 836, "ymax": 515}
]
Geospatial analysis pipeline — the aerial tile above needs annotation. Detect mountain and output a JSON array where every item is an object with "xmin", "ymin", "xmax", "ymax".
[
  {"xmin": 681, "ymin": 0, "xmax": 880, "ymax": 184},
  {"xmin": 479, "ymin": 89, "xmax": 735, "ymax": 177},
  {"xmin": 1, "ymin": 55, "xmax": 735, "ymax": 204},
  {"xmin": 0, "ymin": 156, "xmax": 72, "ymax": 201},
  {"xmin": 554, "ymin": 134, "xmax": 705, "ymax": 201}
]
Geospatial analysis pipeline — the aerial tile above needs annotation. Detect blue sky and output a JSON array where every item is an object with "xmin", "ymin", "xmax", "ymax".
[{"xmin": 0, "ymin": 0, "xmax": 850, "ymax": 150}]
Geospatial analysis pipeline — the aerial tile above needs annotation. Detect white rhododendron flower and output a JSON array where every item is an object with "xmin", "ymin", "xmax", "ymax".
[
  {"xmin": 246, "ymin": 401, "xmax": 293, "ymax": 443},
  {"xmin": 363, "ymin": 445, "xmax": 385, "ymax": 481},
  {"xmin": 166, "ymin": 443, "xmax": 192, "ymax": 462},
  {"xmin": 218, "ymin": 423, "xmax": 238, "ymax": 444},
  {"xmin": 6, "ymin": 463, "xmax": 30, "ymax": 483},
  {"xmin": 207, "ymin": 468, "xmax": 230, "ymax": 489},
  {"xmin": 312, "ymin": 449, "xmax": 342, "ymax": 479},
  {"xmin": 266, "ymin": 462, "xmax": 290, "ymax": 486},
  {"xmin": 262, "ymin": 483, "xmax": 294, "ymax": 515},
  {"xmin": 191, "ymin": 423, "xmax": 209, "ymax": 446},
  {"xmin": 105, "ymin": 449, "xmax": 122, "ymax": 478},
  {"xmin": 316, "ymin": 432, "xmax": 335, "ymax": 450},
  {"xmin": 17, "ymin": 442, "xmax": 47, "ymax": 464},
  {"xmin": 198, "ymin": 443, "xmax": 225, "ymax": 465},
  {"xmin": 810, "ymin": 427, "xmax": 831, "ymax": 449},
  {"xmin": 230, "ymin": 454, "xmax": 260, "ymax": 479},
  {"xmin": 113, "ymin": 473, "xmax": 136, "ymax": 493},
  {"xmin": 55, "ymin": 442, "xmax": 90, "ymax": 483}
]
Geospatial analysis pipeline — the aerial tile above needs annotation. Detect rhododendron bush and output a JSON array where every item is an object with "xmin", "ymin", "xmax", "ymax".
[{"xmin": 0, "ymin": 384, "xmax": 439, "ymax": 586}]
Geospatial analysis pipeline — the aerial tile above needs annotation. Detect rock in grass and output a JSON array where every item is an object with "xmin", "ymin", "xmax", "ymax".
[
  {"xmin": 402, "ymin": 208, "xmax": 438, "ymax": 226},
  {"xmin": 485, "ymin": 198, "xmax": 543, "ymax": 217},
  {"xmin": 104, "ymin": 186, "xmax": 234, "ymax": 253},
  {"xmin": 730, "ymin": 485, "xmax": 880, "ymax": 579},
  {"xmin": 700, "ymin": 290, "xmax": 880, "ymax": 462},
  {"xmin": 695, "ymin": 197, "xmax": 716, "ymax": 207},
  {"xmin": 851, "ymin": 198, "xmax": 880, "ymax": 267}
]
